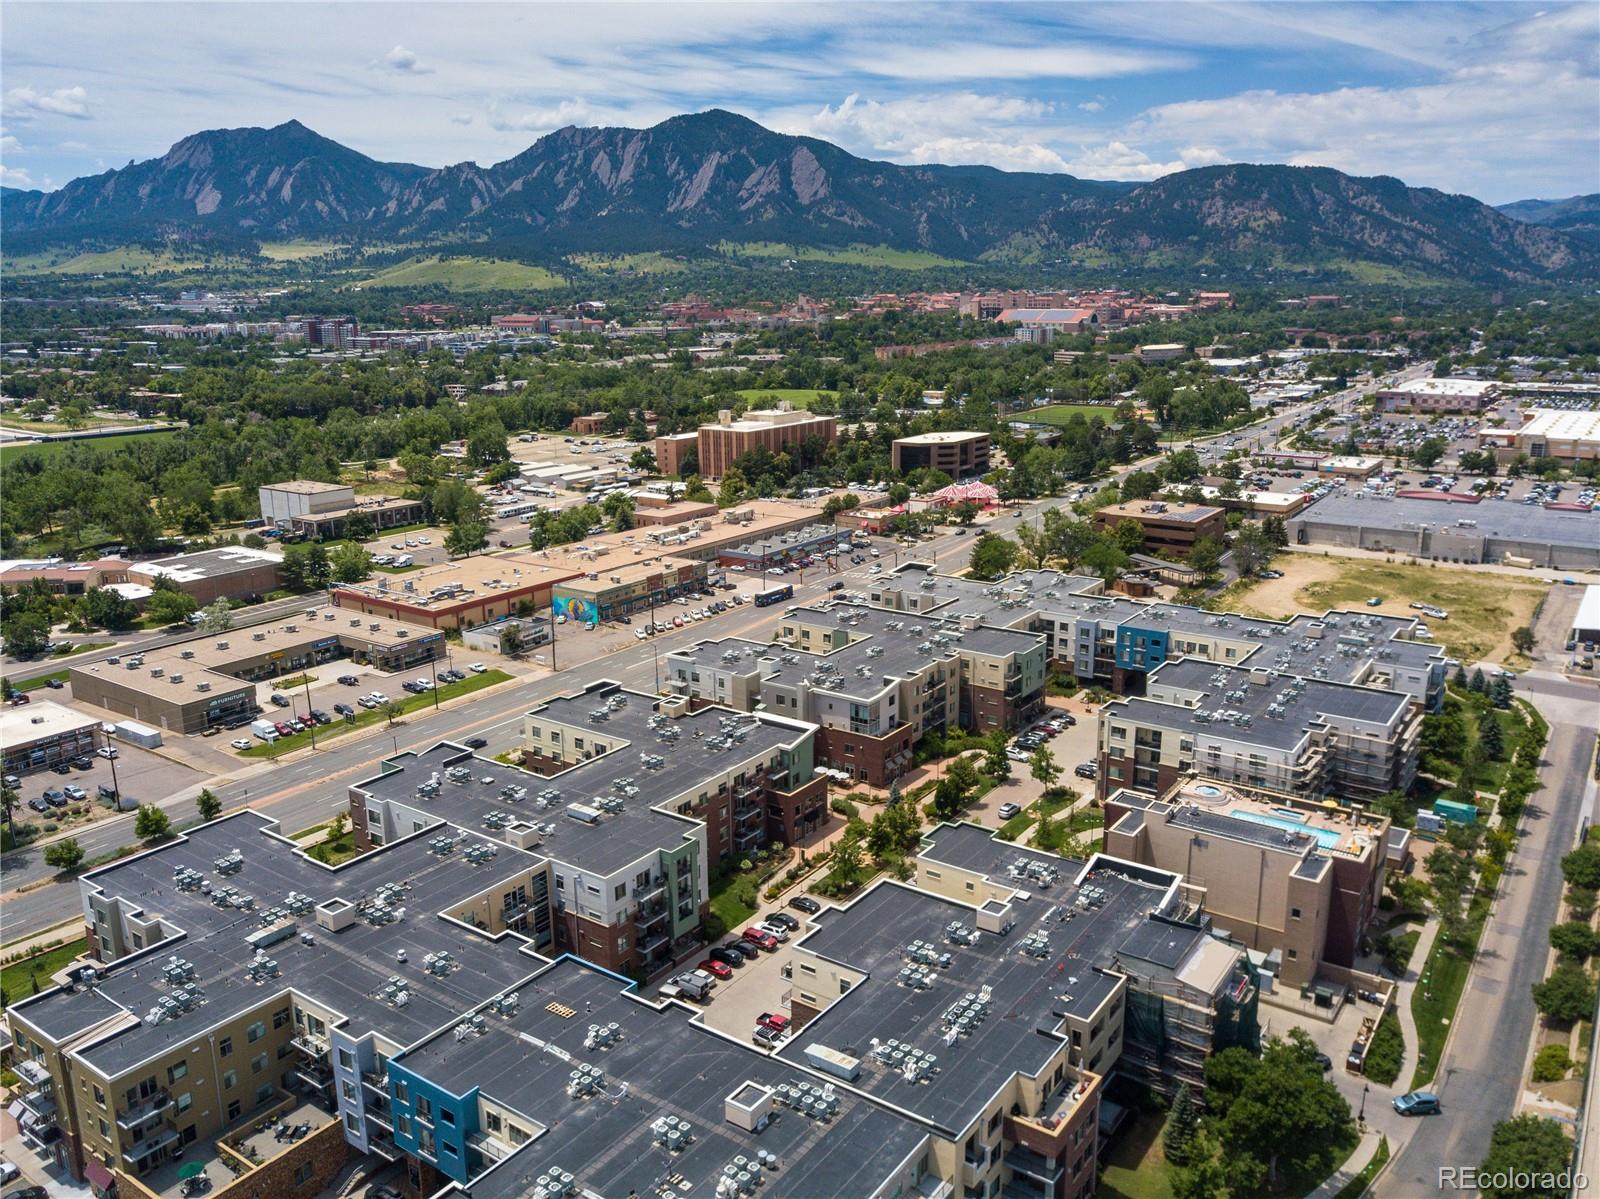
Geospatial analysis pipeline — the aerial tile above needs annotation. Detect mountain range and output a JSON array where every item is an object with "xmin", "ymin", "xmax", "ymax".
[
  {"xmin": 1495, "ymin": 195, "xmax": 1600, "ymax": 244},
  {"xmin": 4, "ymin": 110, "xmax": 1594, "ymax": 282}
]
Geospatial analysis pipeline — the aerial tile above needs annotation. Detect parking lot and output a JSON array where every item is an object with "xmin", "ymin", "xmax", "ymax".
[
  {"xmin": 678, "ymin": 906, "xmax": 830, "ymax": 1049},
  {"xmin": 5, "ymin": 739, "xmax": 206, "ymax": 836}
]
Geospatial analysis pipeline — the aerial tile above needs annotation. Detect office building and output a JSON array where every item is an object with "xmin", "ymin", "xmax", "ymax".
[
  {"xmin": 0, "ymin": 700, "xmax": 104, "ymax": 777},
  {"xmin": 1093, "ymin": 501, "xmax": 1227, "ymax": 553},
  {"xmin": 692, "ymin": 408, "xmax": 838, "ymax": 479},
  {"xmin": 332, "ymin": 554, "xmax": 583, "ymax": 631},
  {"xmin": 891, "ymin": 431, "xmax": 992, "ymax": 479},
  {"xmin": 300, "ymin": 316, "xmax": 359, "ymax": 349},
  {"xmin": 1105, "ymin": 777, "xmax": 1392, "ymax": 989},
  {"xmin": 651, "ymin": 431, "xmax": 700, "ymax": 478},
  {"xmin": 1375, "ymin": 377, "xmax": 1498, "ymax": 412},
  {"xmin": 70, "ymin": 609, "xmax": 444, "ymax": 734},
  {"xmin": 666, "ymin": 602, "xmax": 1047, "ymax": 785}
]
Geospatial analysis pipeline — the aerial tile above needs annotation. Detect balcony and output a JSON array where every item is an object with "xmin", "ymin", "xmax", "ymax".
[
  {"xmin": 368, "ymin": 1129, "xmax": 401, "ymax": 1160},
  {"xmin": 637, "ymin": 880, "xmax": 667, "ymax": 904},
  {"xmin": 636, "ymin": 903, "xmax": 669, "ymax": 929},
  {"xmin": 501, "ymin": 902, "xmax": 530, "ymax": 923},
  {"xmin": 117, "ymin": 1089, "xmax": 170, "ymax": 1130},
  {"xmin": 734, "ymin": 804, "xmax": 764, "ymax": 827},
  {"xmin": 360, "ymin": 1069, "xmax": 389, "ymax": 1094},
  {"xmin": 1004, "ymin": 1145, "xmax": 1063, "ymax": 1185},
  {"xmin": 122, "ymin": 1124, "xmax": 180, "ymax": 1166},
  {"xmin": 639, "ymin": 932, "xmax": 670, "ymax": 958},
  {"xmin": 468, "ymin": 1127, "xmax": 516, "ymax": 1164},
  {"xmin": 292, "ymin": 1062, "xmax": 335, "ymax": 1092},
  {"xmin": 291, "ymin": 1032, "xmax": 329, "ymax": 1058},
  {"xmin": 15, "ymin": 1089, "xmax": 57, "ymax": 1125}
]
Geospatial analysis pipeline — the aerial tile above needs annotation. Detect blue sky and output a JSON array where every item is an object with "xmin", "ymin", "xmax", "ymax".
[{"xmin": 2, "ymin": 1, "xmax": 1596, "ymax": 204}]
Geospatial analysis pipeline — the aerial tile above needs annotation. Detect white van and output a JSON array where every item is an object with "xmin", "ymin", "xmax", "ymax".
[{"xmin": 393, "ymin": 554, "xmax": 414, "ymax": 567}]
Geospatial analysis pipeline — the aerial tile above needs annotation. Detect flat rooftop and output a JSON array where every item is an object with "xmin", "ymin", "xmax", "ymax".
[
  {"xmin": 1380, "ymin": 378, "xmax": 1497, "ymax": 397},
  {"xmin": 1113, "ymin": 656, "xmax": 1411, "ymax": 749},
  {"xmin": 357, "ymin": 687, "xmax": 811, "ymax": 876},
  {"xmin": 335, "ymin": 552, "xmax": 583, "ymax": 610},
  {"xmin": 402, "ymin": 957, "xmax": 928, "ymax": 1199},
  {"xmin": 1294, "ymin": 491, "xmax": 1599, "ymax": 545},
  {"xmin": 1097, "ymin": 500, "xmax": 1224, "ymax": 524},
  {"xmin": 261, "ymin": 480, "xmax": 350, "ymax": 495},
  {"xmin": 131, "ymin": 546, "xmax": 283, "ymax": 582},
  {"xmin": 1516, "ymin": 408, "xmax": 1600, "ymax": 442},
  {"xmin": 1112, "ymin": 779, "xmax": 1384, "ymax": 862},
  {"xmin": 894, "ymin": 431, "xmax": 989, "ymax": 445},
  {"xmin": 777, "ymin": 851, "xmax": 1174, "ymax": 1134},
  {"xmin": 874, "ymin": 563, "xmax": 1103, "ymax": 621},
  {"xmin": 9, "ymin": 812, "xmax": 549, "ymax": 1073},
  {"xmin": 0, "ymin": 698, "xmax": 101, "ymax": 742}
]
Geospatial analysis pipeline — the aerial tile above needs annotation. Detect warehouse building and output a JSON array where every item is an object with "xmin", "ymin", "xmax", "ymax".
[
  {"xmin": 70, "ymin": 609, "xmax": 444, "ymax": 733},
  {"xmin": 126, "ymin": 546, "xmax": 283, "ymax": 605},
  {"xmin": 258, "ymin": 479, "xmax": 424, "ymax": 541},
  {"xmin": 1494, "ymin": 408, "xmax": 1600, "ymax": 463},
  {"xmin": 1287, "ymin": 492, "xmax": 1600, "ymax": 570}
]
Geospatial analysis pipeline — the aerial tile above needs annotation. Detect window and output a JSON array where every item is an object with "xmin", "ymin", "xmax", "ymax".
[
  {"xmin": 98, "ymin": 1117, "xmax": 109, "ymax": 1138},
  {"xmin": 223, "ymin": 1070, "xmax": 237, "ymax": 1090},
  {"xmin": 295, "ymin": 1162, "xmax": 316, "ymax": 1185},
  {"xmin": 176, "ymin": 1092, "xmax": 192, "ymax": 1113},
  {"xmin": 93, "ymin": 1085, "xmax": 105, "ymax": 1107},
  {"xmin": 227, "ymin": 1100, "xmax": 242, "ymax": 1121},
  {"xmin": 1290, "ymin": 907, "xmax": 1302, "ymax": 920},
  {"xmin": 341, "ymin": 1081, "xmax": 357, "ymax": 1102},
  {"xmin": 337, "ymin": 1049, "xmax": 354, "ymax": 1070},
  {"xmin": 440, "ymin": 1108, "xmax": 456, "ymax": 1127},
  {"xmin": 273, "ymin": 1007, "xmax": 291, "ymax": 1029},
  {"xmin": 344, "ymin": 1113, "xmax": 361, "ymax": 1134},
  {"xmin": 397, "ymin": 1115, "xmax": 412, "ymax": 1137},
  {"xmin": 246, "ymin": 1021, "xmax": 266, "ymax": 1043},
  {"xmin": 416, "ymin": 1097, "xmax": 432, "ymax": 1122},
  {"xmin": 168, "ymin": 1061, "xmax": 188, "ymax": 1084},
  {"xmin": 614, "ymin": 883, "xmax": 626, "ymax": 900},
  {"xmin": 485, "ymin": 1111, "xmax": 502, "ymax": 1133},
  {"xmin": 1287, "ymin": 949, "xmax": 1298, "ymax": 960},
  {"xmin": 251, "ymin": 1053, "xmax": 268, "ymax": 1075},
  {"xmin": 255, "ymin": 1083, "xmax": 273, "ymax": 1106},
  {"xmin": 219, "ymin": 1037, "xmax": 233, "ymax": 1057}
]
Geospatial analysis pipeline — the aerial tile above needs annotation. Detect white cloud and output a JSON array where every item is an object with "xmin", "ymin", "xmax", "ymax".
[
  {"xmin": 3, "ymin": 85, "xmax": 92, "ymax": 121},
  {"xmin": 843, "ymin": 43, "xmax": 1190, "ymax": 81},
  {"xmin": 488, "ymin": 99, "xmax": 647, "ymax": 133},
  {"xmin": 1, "ymin": 163, "xmax": 37, "ymax": 188},
  {"xmin": 1077, "ymin": 98, "xmax": 1105, "ymax": 113},
  {"xmin": 58, "ymin": 140, "xmax": 89, "ymax": 152},
  {"xmin": 1064, "ymin": 140, "xmax": 1227, "ymax": 180},
  {"xmin": 1, "ymin": 133, "xmax": 23, "ymax": 154},
  {"xmin": 449, "ymin": 113, "xmax": 474, "ymax": 126},
  {"xmin": 379, "ymin": 45, "xmax": 430, "ymax": 74}
]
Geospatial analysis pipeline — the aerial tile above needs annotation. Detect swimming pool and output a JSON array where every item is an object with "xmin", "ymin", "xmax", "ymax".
[{"xmin": 1229, "ymin": 808, "xmax": 1342, "ymax": 850}]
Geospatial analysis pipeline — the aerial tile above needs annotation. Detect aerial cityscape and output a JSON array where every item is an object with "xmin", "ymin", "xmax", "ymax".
[{"xmin": 0, "ymin": 4, "xmax": 1597, "ymax": 1199}]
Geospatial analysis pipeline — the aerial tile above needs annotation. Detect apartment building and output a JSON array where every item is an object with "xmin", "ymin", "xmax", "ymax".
[
  {"xmin": 891, "ymin": 431, "xmax": 992, "ymax": 478},
  {"xmin": 693, "ymin": 407, "xmax": 839, "ymax": 479},
  {"xmin": 1105, "ymin": 777, "xmax": 1392, "ymax": 990},
  {"xmin": 5, "ymin": 811, "xmax": 550, "ymax": 1192},
  {"xmin": 1096, "ymin": 658, "xmax": 1420, "ymax": 804},
  {"xmin": 664, "ymin": 601, "xmax": 1047, "ymax": 785},
  {"xmin": 348, "ymin": 682, "xmax": 826, "ymax": 974}
]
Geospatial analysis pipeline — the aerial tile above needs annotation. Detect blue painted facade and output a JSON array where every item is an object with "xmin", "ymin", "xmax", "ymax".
[
  {"xmin": 1114, "ymin": 625, "xmax": 1169, "ymax": 673},
  {"xmin": 386, "ymin": 1056, "xmax": 480, "ymax": 1184}
]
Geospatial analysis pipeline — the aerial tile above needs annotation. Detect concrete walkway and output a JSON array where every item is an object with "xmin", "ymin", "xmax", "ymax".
[
  {"xmin": 1306, "ymin": 1130, "xmax": 1385, "ymax": 1199},
  {"xmin": 1393, "ymin": 915, "xmax": 1441, "ymax": 1088}
]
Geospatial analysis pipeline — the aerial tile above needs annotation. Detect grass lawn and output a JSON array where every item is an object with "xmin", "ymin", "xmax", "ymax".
[
  {"xmin": 1411, "ymin": 902, "xmax": 1488, "ymax": 1088},
  {"xmin": 717, "ymin": 240, "xmax": 966, "ymax": 268},
  {"xmin": 236, "ymin": 669, "xmax": 511, "ymax": 757},
  {"xmin": 1227, "ymin": 558, "xmax": 1546, "ymax": 666},
  {"xmin": 1, "ymin": 937, "xmax": 88, "ymax": 1006},
  {"xmin": 1098, "ymin": 1109, "xmax": 1174, "ymax": 1199},
  {"xmin": 356, "ymin": 255, "xmax": 566, "ymax": 292},
  {"xmin": 307, "ymin": 830, "xmax": 360, "ymax": 866},
  {"xmin": 273, "ymin": 673, "xmax": 317, "ymax": 689},
  {"xmin": 257, "ymin": 239, "xmax": 348, "ymax": 261},
  {"xmin": 0, "ymin": 428, "xmax": 179, "ymax": 465},
  {"xmin": 708, "ymin": 866, "xmax": 761, "ymax": 936},
  {"xmin": 4, "ymin": 245, "xmax": 233, "ymax": 275},
  {"xmin": 1026, "ymin": 404, "xmax": 1122, "ymax": 427},
  {"xmin": 12, "ymin": 668, "xmax": 70, "ymax": 691},
  {"xmin": 734, "ymin": 388, "xmax": 837, "ymax": 409},
  {"xmin": 51, "ymin": 641, "xmax": 114, "ymax": 660},
  {"xmin": 568, "ymin": 251, "xmax": 686, "ymax": 274}
]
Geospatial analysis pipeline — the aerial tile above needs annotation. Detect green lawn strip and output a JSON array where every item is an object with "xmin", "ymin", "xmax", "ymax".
[
  {"xmin": 13, "ymin": 669, "xmax": 70, "ymax": 691},
  {"xmin": 51, "ymin": 641, "xmax": 114, "ymax": 660},
  {"xmin": 236, "ymin": 669, "xmax": 511, "ymax": 758},
  {"xmin": 1410, "ymin": 901, "xmax": 1489, "ymax": 1088},
  {"xmin": 1096, "ymin": 1109, "xmax": 1173, "ymax": 1199},
  {"xmin": 1331, "ymin": 1136, "xmax": 1390, "ymax": 1199},
  {"xmin": 307, "ymin": 831, "xmax": 359, "ymax": 865},
  {"xmin": 708, "ymin": 869, "xmax": 760, "ymax": 936},
  {"xmin": 272, "ymin": 673, "xmax": 317, "ymax": 689},
  {"xmin": 1, "ymin": 937, "xmax": 89, "ymax": 1005}
]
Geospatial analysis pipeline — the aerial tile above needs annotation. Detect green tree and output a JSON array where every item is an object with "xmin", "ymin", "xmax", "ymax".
[
  {"xmin": 1478, "ymin": 1116, "xmax": 1574, "ymax": 1199},
  {"xmin": 382, "ymin": 700, "xmax": 403, "ymax": 726},
  {"xmin": 951, "ymin": 500, "xmax": 980, "ymax": 526},
  {"xmin": 630, "ymin": 447, "xmax": 658, "ymax": 473},
  {"xmin": 968, "ymin": 532, "xmax": 1019, "ymax": 581},
  {"xmin": 983, "ymin": 728, "xmax": 1011, "ymax": 781},
  {"xmin": 1511, "ymin": 626, "xmax": 1536, "ymax": 656},
  {"xmin": 500, "ymin": 626, "xmax": 521, "ymax": 657},
  {"xmin": 1561, "ymin": 844, "xmax": 1600, "ymax": 890},
  {"xmin": 1532, "ymin": 963, "xmax": 1595, "ymax": 1022},
  {"xmin": 1207, "ymin": 1031, "xmax": 1352, "ymax": 1189},
  {"xmin": 445, "ymin": 520, "xmax": 489, "ymax": 558},
  {"xmin": 84, "ymin": 587, "xmax": 139, "ymax": 632},
  {"xmin": 1477, "ymin": 708, "xmax": 1505, "ymax": 759},
  {"xmin": 329, "ymin": 542, "xmax": 373, "ymax": 583},
  {"xmin": 1171, "ymin": 1134, "xmax": 1231, "ymax": 1199},
  {"xmin": 1469, "ymin": 667, "xmax": 1487, "ymax": 693},
  {"xmin": 1411, "ymin": 437, "xmax": 1447, "ymax": 468},
  {"xmin": 1029, "ymin": 746, "xmax": 1061, "ymax": 793},
  {"xmin": 1230, "ymin": 524, "xmax": 1276, "ymax": 577},
  {"xmin": 828, "ymin": 826, "xmax": 865, "ymax": 886},
  {"xmin": 1491, "ymin": 675, "xmax": 1514, "ymax": 709},
  {"xmin": 342, "ymin": 509, "xmax": 377, "ymax": 543},
  {"xmin": 134, "ymin": 804, "xmax": 172, "ymax": 840},
  {"xmin": 198, "ymin": 598, "xmax": 234, "ymax": 633},
  {"xmin": 44, "ymin": 837, "xmax": 85, "ymax": 873},
  {"xmin": 1548, "ymin": 922, "xmax": 1598, "ymax": 962},
  {"xmin": 1080, "ymin": 539, "xmax": 1131, "ymax": 586},
  {"xmin": 1, "ymin": 612, "xmax": 50, "ymax": 656},
  {"xmin": 195, "ymin": 789, "xmax": 223, "ymax": 822},
  {"xmin": 146, "ymin": 589, "xmax": 198, "ymax": 627},
  {"xmin": 1163, "ymin": 1083, "xmax": 1199, "ymax": 1165},
  {"xmin": 1188, "ymin": 536, "xmax": 1225, "ymax": 580}
]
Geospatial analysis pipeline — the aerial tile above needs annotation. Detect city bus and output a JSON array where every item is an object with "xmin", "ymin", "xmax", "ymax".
[{"xmin": 753, "ymin": 584, "xmax": 794, "ymax": 607}]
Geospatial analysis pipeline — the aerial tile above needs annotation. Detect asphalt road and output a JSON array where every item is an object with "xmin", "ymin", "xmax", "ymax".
[
  {"xmin": 1375, "ymin": 671, "xmax": 1600, "ymax": 1196},
  {"xmin": 0, "ymin": 378, "xmax": 1398, "ymax": 940}
]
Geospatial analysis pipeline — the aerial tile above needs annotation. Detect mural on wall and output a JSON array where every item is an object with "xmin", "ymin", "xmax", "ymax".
[{"xmin": 552, "ymin": 595, "xmax": 599, "ymax": 623}]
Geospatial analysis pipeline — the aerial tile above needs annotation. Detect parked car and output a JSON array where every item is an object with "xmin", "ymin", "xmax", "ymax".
[
  {"xmin": 708, "ymin": 946, "xmax": 746, "ymax": 968},
  {"xmin": 0, "ymin": 1164, "xmax": 22, "ymax": 1186},
  {"xmin": 741, "ymin": 928, "xmax": 778, "ymax": 952},
  {"xmin": 26, "ymin": 798, "xmax": 48, "ymax": 813},
  {"xmin": 1392, "ymin": 1091, "xmax": 1440, "ymax": 1116},
  {"xmin": 766, "ymin": 911, "xmax": 801, "ymax": 931},
  {"xmin": 231, "ymin": 738, "xmax": 253, "ymax": 750},
  {"xmin": 43, "ymin": 789, "xmax": 67, "ymax": 807},
  {"xmin": 269, "ymin": 693, "xmax": 290, "ymax": 707},
  {"xmin": 756, "ymin": 920, "xmax": 790, "ymax": 942},
  {"xmin": 44, "ymin": 678, "xmax": 64, "ymax": 690},
  {"xmin": 788, "ymin": 896, "xmax": 821, "ymax": 915},
  {"xmin": 1, "ymin": 774, "xmax": 19, "ymax": 788},
  {"xmin": 752, "ymin": 1025, "xmax": 784, "ymax": 1049},
  {"xmin": 1074, "ymin": 762, "xmax": 1098, "ymax": 780},
  {"xmin": 469, "ymin": 663, "xmax": 487, "ymax": 673},
  {"xmin": 698, "ymin": 959, "xmax": 733, "ymax": 980},
  {"xmin": 62, "ymin": 784, "xmax": 86, "ymax": 800},
  {"xmin": 997, "ymin": 802, "xmax": 1022, "ymax": 821},
  {"xmin": 724, "ymin": 940, "xmax": 762, "ymax": 962},
  {"xmin": 49, "ymin": 762, "xmax": 70, "ymax": 775},
  {"xmin": 338, "ymin": 675, "xmax": 360, "ymax": 685},
  {"xmin": 96, "ymin": 747, "xmax": 118, "ymax": 760},
  {"xmin": 333, "ymin": 703, "xmax": 354, "ymax": 717},
  {"xmin": 757, "ymin": 1012, "xmax": 791, "ymax": 1033}
]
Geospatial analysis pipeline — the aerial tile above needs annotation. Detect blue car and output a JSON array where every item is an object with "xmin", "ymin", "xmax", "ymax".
[{"xmin": 1392, "ymin": 1091, "xmax": 1440, "ymax": 1116}]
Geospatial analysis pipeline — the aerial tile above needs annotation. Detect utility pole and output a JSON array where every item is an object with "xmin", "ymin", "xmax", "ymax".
[{"xmin": 302, "ymin": 674, "xmax": 317, "ymax": 749}]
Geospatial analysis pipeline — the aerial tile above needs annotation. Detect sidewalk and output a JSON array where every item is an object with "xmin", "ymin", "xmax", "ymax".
[
  {"xmin": 1306, "ymin": 1130, "xmax": 1385, "ymax": 1199},
  {"xmin": 1394, "ymin": 915, "xmax": 1441, "ymax": 1087}
]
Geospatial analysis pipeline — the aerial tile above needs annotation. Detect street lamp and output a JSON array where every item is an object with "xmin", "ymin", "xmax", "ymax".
[
  {"xmin": 1358, "ymin": 1082, "xmax": 1369, "ymax": 1129},
  {"xmin": 301, "ymin": 673, "xmax": 317, "ymax": 749}
]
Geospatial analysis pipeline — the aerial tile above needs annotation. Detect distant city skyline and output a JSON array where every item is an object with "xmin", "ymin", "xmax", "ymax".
[{"xmin": 1, "ymin": 1, "xmax": 1595, "ymax": 204}]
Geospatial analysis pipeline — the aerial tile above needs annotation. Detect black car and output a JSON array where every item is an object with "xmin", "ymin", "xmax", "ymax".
[
  {"xmin": 789, "ymin": 896, "xmax": 822, "ymax": 914},
  {"xmin": 827, "ymin": 581, "xmax": 845, "ymax": 592},
  {"xmin": 463, "ymin": 736, "xmax": 488, "ymax": 750},
  {"xmin": 269, "ymin": 693, "xmax": 290, "ymax": 707},
  {"xmin": 765, "ymin": 911, "xmax": 801, "ymax": 931},
  {"xmin": 725, "ymin": 939, "xmax": 762, "ymax": 962},
  {"xmin": 707, "ymin": 946, "xmax": 746, "ymax": 969},
  {"xmin": 338, "ymin": 675, "xmax": 360, "ymax": 686},
  {"xmin": 1074, "ymin": 762, "xmax": 1098, "ymax": 780},
  {"xmin": 45, "ymin": 678, "xmax": 64, "ymax": 690},
  {"xmin": 310, "ymin": 709, "xmax": 330, "ymax": 724},
  {"xmin": 43, "ymin": 789, "xmax": 68, "ymax": 807},
  {"xmin": 70, "ymin": 755, "xmax": 93, "ymax": 769},
  {"xmin": 333, "ymin": 703, "xmax": 354, "ymax": 717},
  {"xmin": 50, "ymin": 762, "xmax": 72, "ymax": 775},
  {"xmin": 27, "ymin": 798, "xmax": 49, "ymax": 813}
]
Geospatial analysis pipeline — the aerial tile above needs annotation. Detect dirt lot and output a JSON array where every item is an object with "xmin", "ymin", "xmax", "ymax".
[{"xmin": 1226, "ymin": 554, "xmax": 1548, "ymax": 666}]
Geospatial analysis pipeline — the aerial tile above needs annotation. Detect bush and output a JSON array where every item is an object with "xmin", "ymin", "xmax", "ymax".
[
  {"xmin": 830, "ymin": 796, "xmax": 859, "ymax": 820},
  {"xmin": 1362, "ymin": 1012, "xmax": 1404, "ymax": 1085},
  {"xmin": 1531, "ymin": 1044, "xmax": 1573, "ymax": 1083},
  {"xmin": 43, "ymin": 838, "xmax": 85, "ymax": 873},
  {"xmin": 1532, "ymin": 963, "xmax": 1596, "ymax": 1023},
  {"xmin": 1549, "ymin": 922, "xmax": 1599, "ymax": 962}
]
